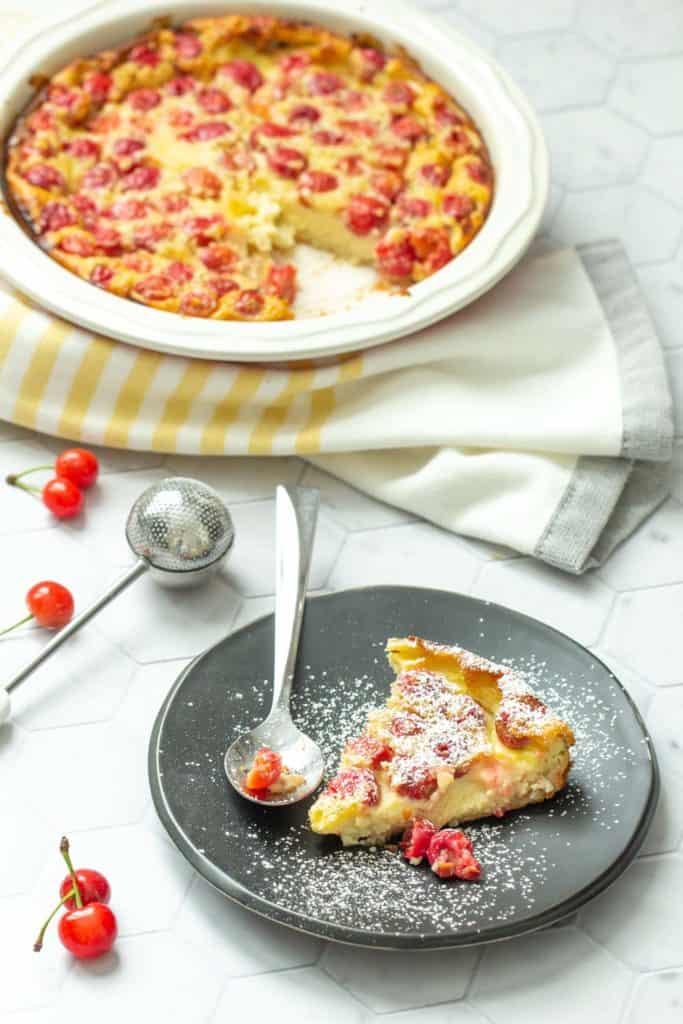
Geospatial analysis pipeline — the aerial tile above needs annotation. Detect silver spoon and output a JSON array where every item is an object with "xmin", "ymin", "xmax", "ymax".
[
  {"xmin": 0, "ymin": 477, "xmax": 234, "ymax": 725},
  {"xmin": 224, "ymin": 485, "xmax": 324, "ymax": 806}
]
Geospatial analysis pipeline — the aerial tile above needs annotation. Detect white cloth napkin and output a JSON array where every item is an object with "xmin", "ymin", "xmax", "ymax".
[{"xmin": 310, "ymin": 240, "xmax": 673, "ymax": 571}]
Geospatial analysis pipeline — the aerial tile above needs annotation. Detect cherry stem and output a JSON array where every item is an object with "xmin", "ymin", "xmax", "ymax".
[
  {"xmin": 0, "ymin": 613, "xmax": 34, "ymax": 637},
  {"xmin": 5, "ymin": 475, "xmax": 41, "ymax": 494},
  {"xmin": 33, "ymin": 887, "xmax": 76, "ymax": 952},
  {"xmin": 59, "ymin": 836, "xmax": 83, "ymax": 910},
  {"xmin": 8, "ymin": 465, "xmax": 52, "ymax": 482}
]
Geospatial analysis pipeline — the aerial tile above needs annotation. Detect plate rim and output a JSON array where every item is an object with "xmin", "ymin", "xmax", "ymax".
[
  {"xmin": 0, "ymin": 0, "xmax": 548, "ymax": 362},
  {"xmin": 148, "ymin": 584, "xmax": 659, "ymax": 950}
]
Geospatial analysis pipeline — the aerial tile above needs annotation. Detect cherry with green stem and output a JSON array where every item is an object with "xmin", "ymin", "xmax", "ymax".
[
  {"xmin": 60, "ymin": 836, "xmax": 84, "ymax": 910},
  {"xmin": 5, "ymin": 447, "xmax": 99, "ymax": 519},
  {"xmin": 7, "ymin": 448, "xmax": 99, "ymax": 491},
  {"xmin": 6, "ymin": 471, "xmax": 84, "ymax": 519},
  {"xmin": 0, "ymin": 582, "xmax": 74, "ymax": 637},
  {"xmin": 33, "ymin": 836, "xmax": 84, "ymax": 953},
  {"xmin": 33, "ymin": 836, "xmax": 117, "ymax": 959},
  {"xmin": 34, "ymin": 887, "xmax": 77, "ymax": 952}
]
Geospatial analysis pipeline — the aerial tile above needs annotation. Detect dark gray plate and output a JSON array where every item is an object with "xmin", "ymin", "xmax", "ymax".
[{"xmin": 149, "ymin": 585, "xmax": 658, "ymax": 949}]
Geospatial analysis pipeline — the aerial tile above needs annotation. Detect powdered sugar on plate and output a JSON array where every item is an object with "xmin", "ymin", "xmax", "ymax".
[
  {"xmin": 152, "ymin": 589, "xmax": 657, "ymax": 947},
  {"xmin": 211, "ymin": 656, "xmax": 646, "ymax": 939}
]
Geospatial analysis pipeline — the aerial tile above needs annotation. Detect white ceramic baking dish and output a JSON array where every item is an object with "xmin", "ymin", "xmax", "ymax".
[{"xmin": 0, "ymin": 0, "xmax": 548, "ymax": 362}]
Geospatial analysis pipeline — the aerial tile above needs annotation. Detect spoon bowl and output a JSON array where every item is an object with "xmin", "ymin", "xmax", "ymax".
[
  {"xmin": 224, "ymin": 485, "xmax": 324, "ymax": 808},
  {"xmin": 224, "ymin": 710, "xmax": 324, "ymax": 807}
]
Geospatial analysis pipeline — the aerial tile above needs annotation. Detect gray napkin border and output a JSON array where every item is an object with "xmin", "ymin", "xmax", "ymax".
[{"xmin": 534, "ymin": 240, "xmax": 674, "ymax": 574}]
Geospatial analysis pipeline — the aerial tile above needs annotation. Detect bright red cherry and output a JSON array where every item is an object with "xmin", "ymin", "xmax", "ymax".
[
  {"xmin": 42, "ymin": 477, "xmax": 83, "ymax": 518},
  {"xmin": 59, "ymin": 868, "xmax": 111, "ymax": 910},
  {"xmin": 58, "ymin": 903, "xmax": 117, "ymax": 959},
  {"xmin": 26, "ymin": 581, "xmax": 74, "ymax": 628},
  {"xmin": 54, "ymin": 448, "xmax": 99, "ymax": 489}
]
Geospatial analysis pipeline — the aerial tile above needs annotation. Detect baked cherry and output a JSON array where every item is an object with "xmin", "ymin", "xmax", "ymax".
[
  {"xmin": 400, "ymin": 818, "xmax": 437, "ymax": 864},
  {"xmin": 395, "ymin": 196, "xmax": 432, "ymax": 220},
  {"xmin": 383, "ymin": 81, "xmax": 414, "ymax": 106},
  {"xmin": 288, "ymin": 103, "xmax": 320, "ymax": 125},
  {"xmin": 244, "ymin": 747, "xmax": 282, "ymax": 793},
  {"xmin": 39, "ymin": 202, "xmax": 77, "ymax": 233},
  {"xmin": 265, "ymin": 264, "xmax": 297, "ymax": 304},
  {"xmin": 443, "ymin": 193, "xmax": 474, "ymax": 221},
  {"xmin": 392, "ymin": 763, "xmax": 438, "ymax": 801},
  {"xmin": 175, "ymin": 32, "xmax": 203, "ymax": 59},
  {"xmin": 234, "ymin": 290, "xmax": 265, "ymax": 317},
  {"xmin": 357, "ymin": 47, "xmax": 387, "ymax": 79},
  {"xmin": 420, "ymin": 163, "xmax": 450, "ymax": 187},
  {"xmin": 299, "ymin": 170, "xmax": 338, "ymax": 194},
  {"xmin": 197, "ymin": 87, "xmax": 232, "ymax": 114},
  {"xmin": 127, "ymin": 88, "xmax": 161, "ymax": 112},
  {"xmin": 179, "ymin": 291, "xmax": 218, "ymax": 317},
  {"xmin": 391, "ymin": 115, "xmax": 426, "ymax": 141},
  {"xmin": 344, "ymin": 734, "xmax": 393, "ymax": 769},
  {"xmin": 376, "ymin": 236, "xmax": 416, "ymax": 279},
  {"xmin": 83, "ymin": 73, "xmax": 112, "ymax": 102},
  {"xmin": 325, "ymin": 768, "xmax": 380, "ymax": 806},
  {"xmin": 467, "ymin": 160, "xmax": 490, "ymax": 185},
  {"xmin": 427, "ymin": 829, "xmax": 482, "ymax": 881},
  {"xmin": 307, "ymin": 71, "xmax": 343, "ymax": 95},
  {"xmin": 24, "ymin": 164, "xmax": 65, "ymax": 191},
  {"xmin": 344, "ymin": 194, "xmax": 389, "ymax": 235},
  {"xmin": 222, "ymin": 59, "xmax": 263, "ymax": 92}
]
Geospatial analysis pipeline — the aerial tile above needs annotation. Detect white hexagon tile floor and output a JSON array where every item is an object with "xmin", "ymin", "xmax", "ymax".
[{"xmin": 1, "ymin": 1, "xmax": 683, "ymax": 1022}]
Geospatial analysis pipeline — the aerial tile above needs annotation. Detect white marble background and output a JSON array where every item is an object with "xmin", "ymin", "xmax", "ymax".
[{"xmin": 1, "ymin": 1, "xmax": 683, "ymax": 1022}]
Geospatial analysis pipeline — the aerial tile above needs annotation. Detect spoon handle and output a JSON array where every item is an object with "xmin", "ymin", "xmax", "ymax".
[
  {"xmin": 270, "ymin": 485, "xmax": 320, "ymax": 717},
  {"xmin": 5, "ymin": 560, "xmax": 148, "ymax": 693}
]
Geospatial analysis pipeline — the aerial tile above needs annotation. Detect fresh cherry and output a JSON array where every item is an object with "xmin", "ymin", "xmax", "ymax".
[
  {"xmin": 42, "ymin": 477, "xmax": 84, "ymax": 519},
  {"xmin": 0, "ymin": 581, "xmax": 74, "ymax": 637},
  {"xmin": 34, "ymin": 836, "xmax": 117, "ymax": 960},
  {"xmin": 58, "ymin": 903, "xmax": 117, "ymax": 960},
  {"xmin": 6, "ymin": 447, "xmax": 98, "ymax": 517},
  {"xmin": 55, "ymin": 448, "xmax": 99, "ymax": 489},
  {"xmin": 27, "ymin": 581, "xmax": 74, "ymax": 628},
  {"xmin": 59, "ymin": 868, "xmax": 111, "ymax": 910}
]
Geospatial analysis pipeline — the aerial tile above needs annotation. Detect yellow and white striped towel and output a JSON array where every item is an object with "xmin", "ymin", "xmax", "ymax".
[{"xmin": 0, "ymin": 240, "xmax": 673, "ymax": 572}]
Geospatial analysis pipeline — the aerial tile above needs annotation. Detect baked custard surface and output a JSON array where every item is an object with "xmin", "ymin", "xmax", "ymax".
[
  {"xmin": 6, "ymin": 14, "xmax": 493, "ymax": 321},
  {"xmin": 309, "ymin": 635, "xmax": 574, "ymax": 846}
]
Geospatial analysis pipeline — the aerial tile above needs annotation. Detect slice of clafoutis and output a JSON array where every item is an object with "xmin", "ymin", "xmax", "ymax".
[{"xmin": 309, "ymin": 635, "xmax": 575, "ymax": 846}]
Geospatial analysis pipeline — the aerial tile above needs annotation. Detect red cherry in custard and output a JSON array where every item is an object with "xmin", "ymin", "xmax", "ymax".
[
  {"xmin": 59, "ymin": 868, "xmax": 111, "ymax": 910},
  {"xmin": 26, "ymin": 581, "xmax": 74, "ymax": 629},
  {"xmin": 55, "ymin": 448, "xmax": 99, "ymax": 489},
  {"xmin": 42, "ymin": 477, "xmax": 83, "ymax": 519}
]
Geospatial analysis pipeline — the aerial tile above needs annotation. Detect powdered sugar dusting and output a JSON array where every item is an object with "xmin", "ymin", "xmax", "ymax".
[
  {"xmin": 157, "ymin": 595, "xmax": 655, "ymax": 945},
  {"xmin": 206, "ymin": 651, "xmax": 650, "ymax": 939}
]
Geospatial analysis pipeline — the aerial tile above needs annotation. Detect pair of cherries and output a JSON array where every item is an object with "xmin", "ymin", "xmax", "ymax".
[
  {"xmin": 34, "ymin": 837, "xmax": 117, "ymax": 959},
  {"xmin": 7, "ymin": 446, "xmax": 99, "ymax": 518}
]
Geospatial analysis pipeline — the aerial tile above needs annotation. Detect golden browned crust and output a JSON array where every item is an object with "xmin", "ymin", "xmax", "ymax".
[
  {"xmin": 309, "ymin": 634, "xmax": 574, "ymax": 845},
  {"xmin": 387, "ymin": 635, "xmax": 576, "ymax": 751}
]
